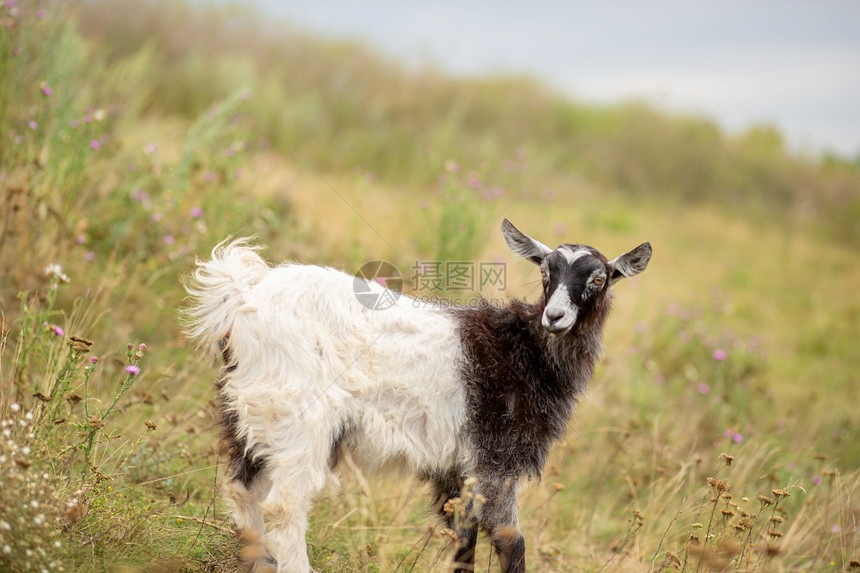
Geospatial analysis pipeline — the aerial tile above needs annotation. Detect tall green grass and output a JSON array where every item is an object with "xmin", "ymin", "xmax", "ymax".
[{"xmin": 1, "ymin": 0, "xmax": 857, "ymax": 570}]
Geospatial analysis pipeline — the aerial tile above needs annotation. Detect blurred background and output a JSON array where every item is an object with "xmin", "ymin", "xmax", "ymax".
[
  {"xmin": 0, "ymin": 0, "xmax": 858, "ymax": 570},
  {"xmin": 234, "ymin": 0, "xmax": 860, "ymax": 157}
]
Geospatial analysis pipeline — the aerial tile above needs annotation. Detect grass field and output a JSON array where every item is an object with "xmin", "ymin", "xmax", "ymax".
[{"xmin": 1, "ymin": 1, "xmax": 858, "ymax": 571}]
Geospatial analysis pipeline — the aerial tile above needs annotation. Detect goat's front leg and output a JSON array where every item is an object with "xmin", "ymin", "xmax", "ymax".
[
  {"xmin": 452, "ymin": 519, "xmax": 478, "ymax": 572},
  {"xmin": 490, "ymin": 527, "xmax": 526, "ymax": 573},
  {"xmin": 476, "ymin": 477, "xmax": 526, "ymax": 573}
]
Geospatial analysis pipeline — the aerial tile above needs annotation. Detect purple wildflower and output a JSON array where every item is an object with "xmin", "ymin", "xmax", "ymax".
[
  {"xmin": 90, "ymin": 356, "xmax": 99, "ymax": 364},
  {"xmin": 138, "ymin": 343, "xmax": 147, "ymax": 351},
  {"xmin": 125, "ymin": 364, "xmax": 140, "ymax": 376},
  {"xmin": 712, "ymin": 349, "xmax": 728, "ymax": 361},
  {"xmin": 84, "ymin": 251, "xmax": 95, "ymax": 262},
  {"xmin": 89, "ymin": 140, "xmax": 101, "ymax": 151},
  {"xmin": 811, "ymin": 475, "xmax": 822, "ymax": 486},
  {"xmin": 28, "ymin": 120, "xmax": 38, "ymax": 130},
  {"xmin": 131, "ymin": 189, "xmax": 149, "ymax": 202},
  {"xmin": 697, "ymin": 382, "xmax": 710, "ymax": 395},
  {"xmin": 163, "ymin": 234, "xmax": 175, "ymax": 245},
  {"xmin": 40, "ymin": 82, "xmax": 52, "ymax": 96},
  {"xmin": 189, "ymin": 206, "xmax": 203, "ymax": 218},
  {"xmin": 51, "ymin": 325, "xmax": 64, "ymax": 336}
]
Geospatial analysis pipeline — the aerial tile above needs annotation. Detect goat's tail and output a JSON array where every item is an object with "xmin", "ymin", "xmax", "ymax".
[{"xmin": 181, "ymin": 237, "xmax": 270, "ymax": 359}]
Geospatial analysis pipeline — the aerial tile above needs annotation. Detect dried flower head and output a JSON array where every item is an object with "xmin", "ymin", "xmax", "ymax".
[
  {"xmin": 32, "ymin": 392, "xmax": 51, "ymax": 403},
  {"xmin": 665, "ymin": 551, "xmax": 681, "ymax": 567},
  {"xmin": 772, "ymin": 489, "xmax": 790, "ymax": 499},
  {"xmin": 69, "ymin": 335, "xmax": 93, "ymax": 347},
  {"xmin": 707, "ymin": 477, "xmax": 730, "ymax": 493}
]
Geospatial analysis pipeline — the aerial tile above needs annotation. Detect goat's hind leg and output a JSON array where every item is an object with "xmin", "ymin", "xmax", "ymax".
[
  {"xmin": 259, "ymin": 447, "xmax": 330, "ymax": 572},
  {"xmin": 224, "ymin": 454, "xmax": 275, "ymax": 572}
]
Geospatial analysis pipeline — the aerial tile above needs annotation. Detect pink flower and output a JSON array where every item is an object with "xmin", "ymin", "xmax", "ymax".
[
  {"xmin": 51, "ymin": 325, "xmax": 64, "ymax": 336},
  {"xmin": 90, "ymin": 356, "xmax": 99, "ymax": 364},
  {"xmin": 125, "ymin": 364, "xmax": 140, "ymax": 376},
  {"xmin": 811, "ymin": 475, "xmax": 822, "ymax": 486},
  {"xmin": 712, "ymin": 349, "xmax": 728, "ymax": 361},
  {"xmin": 189, "ymin": 206, "xmax": 203, "ymax": 218},
  {"xmin": 131, "ymin": 189, "xmax": 149, "ymax": 202},
  {"xmin": 723, "ymin": 428, "xmax": 743, "ymax": 442},
  {"xmin": 89, "ymin": 140, "xmax": 101, "ymax": 151},
  {"xmin": 138, "ymin": 343, "xmax": 147, "ymax": 351},
  {"xmin": 40, "ymin": 82, "xmax": 52, "ymax": 96},
  {"xmin": 697, "ymin": 383, "xmax": 710, "ymax": 395},
  {"xmin": 163, "ymin": 234, "xmax": 175, "ymax": 245},
  {"xmin": 28, "ymin": 120, "xmax": 38, "ymax": 130}
]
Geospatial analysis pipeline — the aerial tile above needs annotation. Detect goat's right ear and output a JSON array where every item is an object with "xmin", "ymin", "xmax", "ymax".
[{"xmin": 501, "ymin": 219, "xmax": 553, "ymax": 265}]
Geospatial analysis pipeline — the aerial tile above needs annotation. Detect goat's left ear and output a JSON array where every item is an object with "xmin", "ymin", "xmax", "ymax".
[
  {"xmin": 608, "ymin": 242, "xmax": 652, "ymax": 285},
  {"xmin": 501, "ymin": 219, "xmax": 553, "ymax": 265}
]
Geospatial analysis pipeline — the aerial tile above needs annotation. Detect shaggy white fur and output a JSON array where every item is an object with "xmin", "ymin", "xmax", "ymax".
[{"xmin": 185, "ymin": 240, "xmax": 469, "ymax": 571}]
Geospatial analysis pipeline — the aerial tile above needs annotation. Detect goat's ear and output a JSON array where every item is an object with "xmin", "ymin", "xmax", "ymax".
[
  {"xmin": 502, "ymin": 219, "xmax": 553, "ymax": 265},
  {"xmin": 608, "ymin": 242, "xmax": 652, "ymax": 285}
]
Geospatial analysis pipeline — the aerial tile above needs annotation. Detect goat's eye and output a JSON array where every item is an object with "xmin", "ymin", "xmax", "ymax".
[{"xmin": 593, "ymin": 277, "xmax": 605, "ymax": 286}]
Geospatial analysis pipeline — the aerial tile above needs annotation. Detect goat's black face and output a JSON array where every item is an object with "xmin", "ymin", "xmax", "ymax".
[
  {"xmin": 539, "ymin": 246, "xmax": 608, "ymax": 334},
  {"xmin": 501, "ymin": 219, "xmax": 652, "ymax": 336}
]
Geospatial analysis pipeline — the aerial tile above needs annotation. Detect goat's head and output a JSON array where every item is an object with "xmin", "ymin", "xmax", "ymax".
[{"xmin": 502, "ymin": 219, "xmax": 652, "ymax": 335}]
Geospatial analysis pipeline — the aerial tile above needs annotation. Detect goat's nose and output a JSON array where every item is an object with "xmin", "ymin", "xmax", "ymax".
[{"xmin": 545, "ymin": 307, "xmax": 565, "ymax": 322}]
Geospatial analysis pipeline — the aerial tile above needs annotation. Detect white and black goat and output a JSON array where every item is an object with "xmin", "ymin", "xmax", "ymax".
[{"xmin": 183, "ymin": 219, "xmax": 651, "ymax": 573}]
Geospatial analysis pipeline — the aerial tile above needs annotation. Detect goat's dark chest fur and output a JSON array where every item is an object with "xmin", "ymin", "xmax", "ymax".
[{"xmin": 452, "ymin": 298, "xmax": 608, "ymax": 478}]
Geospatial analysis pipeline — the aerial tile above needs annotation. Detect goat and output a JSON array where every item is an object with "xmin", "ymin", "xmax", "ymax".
[{"xmin": 183, "ymin": 219, "xmax": 651, "ymax": 573}]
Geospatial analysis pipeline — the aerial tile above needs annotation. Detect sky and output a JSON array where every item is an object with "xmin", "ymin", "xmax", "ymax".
[{"xmin": 225, "ymin": 1, "xmax": 860, "ymax": 158}]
